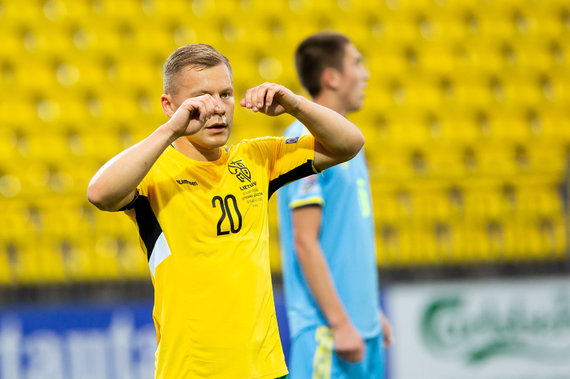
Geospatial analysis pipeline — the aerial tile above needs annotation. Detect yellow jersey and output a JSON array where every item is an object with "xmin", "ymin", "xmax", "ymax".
[{"xmin": 125, "ymin": 135, "xmax": 317, "ymax": 379}]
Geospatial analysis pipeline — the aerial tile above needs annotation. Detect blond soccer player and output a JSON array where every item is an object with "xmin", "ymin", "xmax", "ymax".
[{"xmin": 87, "ymin": 44, "xmax": 364, "ymax": 379}]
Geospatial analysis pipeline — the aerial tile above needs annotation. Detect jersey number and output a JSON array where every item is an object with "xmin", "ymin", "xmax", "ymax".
[
  {"xmin": 357, "ymin": 178, "xmax": 371, "ymax": 218},
  {"xmin": 212, "ymin": 195, "xmax": 242, "ymax": 236}
]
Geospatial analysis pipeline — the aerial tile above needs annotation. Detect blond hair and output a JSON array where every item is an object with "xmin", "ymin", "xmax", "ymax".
[{"xmin": 163, "ymin": 44, "xmax": 232, "ymax": 95}]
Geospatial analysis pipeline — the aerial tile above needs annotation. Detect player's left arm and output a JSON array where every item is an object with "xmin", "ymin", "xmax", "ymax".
[
  {"xmin": 380, "ymin": 311, "xmax": 394, "ymax": 348},
  {"xmin": 241, "ymin": 83, "xmax": 364, "ymax": 172}
]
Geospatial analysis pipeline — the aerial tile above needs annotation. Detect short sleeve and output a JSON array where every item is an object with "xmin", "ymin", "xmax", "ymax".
[
  {"xmin": 286, "ymin": 173, "xmax": 324, "ymax": 209},
  {"xmin": 270, "ymin": 134, "xmax": 317, "ymax": 179},
  {"xmin": 247, "ymin": 135, "xmax": 318, "ymax": 198},
  {"xmin": 136, "ymin": 171, "xmax": 153, "ymax": 198},
  {"xmin": 271, "ymin": 135, "xmax": 318, "ymax": 198}
]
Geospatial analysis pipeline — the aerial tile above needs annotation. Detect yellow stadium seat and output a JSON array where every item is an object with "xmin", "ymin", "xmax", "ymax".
[
  {"xmin": 22, "ymin": 132, "xmax": 71, "ymax": 161},
  {"xmin": 414, "ymin": 185, "xmax": 453, "ymax": 221},
  {"xmin": 140, "ymin": 0, "xmax": 193, "ymax": 18},
  {"xmin": 377, "ymin": 222, "xmax": 409, "ymax": 266},
  {"xmin": 515, "ymin": 183, "xmax": 563, "ymax": 220},
  {"xmin": 451, "ymin": 74, "xmax": 496, "ymax": 108},
  {"xmin": 89, "ymin": 0, "xmax": 146, "ymax": 19},
  {"xmin": 512, "ymin": 38, "xmax": 554, "ymax": 72},
  {"xmin": 35, "ymin": 240, "xmax": 67, "ymax": 283},
  {"xmin": 72, "ymin": 18, "xmax": 122, "ymax": 55},
  {"xmin": 486, "ymin": 109, "xmax": 532, "ymax": 142},
  {"xmin": 0, "ymin": 242, "xmax": 13, "ymax": 284},
  {"xmin": 538, "ymin": 216, "xmax": 566, "ymax": 257},
  {"xmin": 1, "ymin": 203, "xmax": 38, "ymax": 241},
  {"xmin": 501, "ymin": 218, "xmax": 523, "ymax": 261},
  {"xmin": 9, "ymin": 239, "xmax": 45, "ymax": 284},
  {"xmin": 526, "ymin": 141, "xmax": 567, "ymax": 175},
  {"xmin": 57, "ymin": 236, "xmax": 96, "ymax": 282},
  {"xmin": 92, "ymin": 234, "xmax": 124, "ymax": 280},
  {"xmin": 0, "ymin": 0, "xmax": 44, "ymax": 23},
  {"xmin": 540, "ymin": 105, "xmax": 570, "ymax": 141},
  {"xmin": 0, "ymin": 22, "xmax": 26, "ymax": 60},
  {"xmin": 11, "ymin": 58, "xmax": 58, "ymax": 91},
  {"xmin": 463, "ymin": 179, "xmax": 510, "ymax": 220},
  {"xmin": 372, "ymin": 190, "xmax": 400, "ymax": 225},
  {"xmin": 0, "ymin": 128, "xmax": 19, "ymax": 162},
  {"xmin": 116, "ymin": 235, "xmax": 149, "ymax": 280}
]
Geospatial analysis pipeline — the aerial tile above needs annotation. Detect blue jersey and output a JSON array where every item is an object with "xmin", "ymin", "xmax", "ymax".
[{"xmin": 277, "ymin": 121, "xmax": 382, "ymax": 340}]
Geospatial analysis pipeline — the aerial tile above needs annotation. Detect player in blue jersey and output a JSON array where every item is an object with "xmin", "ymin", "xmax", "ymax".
[{"xmin": 277, "ymin": 32, "xmax": 393, "ymax": 378}]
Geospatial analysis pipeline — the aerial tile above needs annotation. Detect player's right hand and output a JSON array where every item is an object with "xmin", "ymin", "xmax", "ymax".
[
  {"xmin": 332, "ymin": 321, "xmax": 365, "ymax": 363},
  {"xmin": 166, "ymin": 94, "xmax": 225, "ymax": 139}
]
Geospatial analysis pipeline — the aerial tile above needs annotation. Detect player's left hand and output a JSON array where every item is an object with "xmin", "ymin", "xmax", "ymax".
[
  {"xmin": 381, "ymin": 313, "xmax": 394, "ymax": 348},
  {"xmin": 240, "ymin": 82, "xmax": 301, "ymax": 117}
]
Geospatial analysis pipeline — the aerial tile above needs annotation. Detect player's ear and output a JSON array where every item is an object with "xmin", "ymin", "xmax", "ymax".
[
  {"xmin": 161, "ymin": 94, "xmax": 176, "ymax": 117},
  {"xmin": 321, "ymin": 67, "xmax": 341, "ymax": 91}
]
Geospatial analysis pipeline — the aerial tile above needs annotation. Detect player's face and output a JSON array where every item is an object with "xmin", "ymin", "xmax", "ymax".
[
  {"xmin": 172, "ymin": 63, "xmax": 235, "ymax": 151},
  {"xmin": 337, "ymin": 43, "xmax": 369, "ymax": 113}
]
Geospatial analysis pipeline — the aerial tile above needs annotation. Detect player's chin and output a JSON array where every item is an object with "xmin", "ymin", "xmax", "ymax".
[
  {"xmin": 348, "ymin": 100, "xmax": 364, "ymax": 113},
  {"xmin": 204, "ymin": 129, "xmax": 230, "ymax": 146}
]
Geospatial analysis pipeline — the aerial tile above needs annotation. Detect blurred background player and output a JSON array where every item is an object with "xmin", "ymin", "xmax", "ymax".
[
  {"xmin": 87, "ymin": 43, "xmax": 365, "ymax": 378},
  {"xmin": 277, "ymin": 32, "xmax": 393, "ymax": 378}
]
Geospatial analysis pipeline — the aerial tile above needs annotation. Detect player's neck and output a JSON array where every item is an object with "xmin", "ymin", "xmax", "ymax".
[
  {"xmin": 172, "ymin": 138, "xmax": 222, "ymax": 162},
  {"xmin": 313, "ymin": 92, "xmax": 348, "ymax": 117}
]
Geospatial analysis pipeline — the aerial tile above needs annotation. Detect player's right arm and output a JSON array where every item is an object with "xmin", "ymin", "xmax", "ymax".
[
  {"xmin": 87, "ymin": 94, "xmax": 221, "ymax": 211},
  {"xmin": 292, "ymin": 205, "xmax": 365, "ymax": 363}
]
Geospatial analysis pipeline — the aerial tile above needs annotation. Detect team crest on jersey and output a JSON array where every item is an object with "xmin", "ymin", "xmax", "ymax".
[
  {"xmin": 285, "ymin": 137, "xmax": 299, "ymax": 144},
  {"xmin": 228, "ymin": 160, "xmax": 252, "ymax": 182}
]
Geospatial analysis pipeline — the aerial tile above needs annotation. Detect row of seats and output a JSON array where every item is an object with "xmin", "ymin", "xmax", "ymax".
[
  {"xmin": 372, "ymin": 178, "xmax": 563, "ymax": 222},
  {"xmin": 0, "ymin": 197, "xmax": 564, "ymax": 284},
  {"xmin": 2, "ymin": 1, "xmax": 568, "ymax": 36},
  {"xmin": 0, "ymin": 234, "xmax": 148, "ymax": 284},
  {"xmin": 2, "ymin": 34, "xmax": 567, "ymax": 87},
  {"xmin": 377, "ymin": 216, "xmax": 566, "ymax": 266},
  {"xmin": 2, "ymin": 42, "xmax": 567, "ymax": 87},
  {"xmin": 1, "ymin": 219, "xmax": 564, "ymax": 284},
  {"xmin": 3, "ymin": 21, "xmax": 568, "ymax": 71},
  {"xmin": 0, "ymin": 197, "xmax": 148, "ymax": 284}
]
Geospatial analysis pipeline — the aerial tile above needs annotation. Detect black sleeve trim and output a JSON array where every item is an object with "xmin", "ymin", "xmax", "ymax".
[
  {"xmin": 132, "ymin": 195, "xmax": 163, "ymax": 262},
  {"xmin": 118, "ymin": 189, "xmax": 140, "ymax": 211},
  {"xmin": 268, "ymin": 159, "xmax": 318, "ymax": 199}
]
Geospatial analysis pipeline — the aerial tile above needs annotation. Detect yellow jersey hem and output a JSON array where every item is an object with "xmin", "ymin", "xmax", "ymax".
[{"xmin": 250, "ymin": 368, "xmax": 289, "ymax": 379}]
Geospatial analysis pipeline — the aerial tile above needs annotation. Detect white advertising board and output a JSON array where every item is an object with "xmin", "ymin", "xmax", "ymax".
[{"xmin": 385, "ymin": 276, "xmax": 570, "ymax": 379}]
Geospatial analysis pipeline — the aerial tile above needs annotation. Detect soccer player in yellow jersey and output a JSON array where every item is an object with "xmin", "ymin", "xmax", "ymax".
[{"xmin": 87, "ymin": 43, "xmax": 364, "ymax": 379}]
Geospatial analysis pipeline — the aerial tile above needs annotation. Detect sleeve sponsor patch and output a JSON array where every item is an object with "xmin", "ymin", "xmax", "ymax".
[
  {"xmin": 285, "ymin": 137, "xmax": 299, "ymax": 144},
  {"xmin": 300, "ymin": 174, "xmax": 318, "ymax": 194}
]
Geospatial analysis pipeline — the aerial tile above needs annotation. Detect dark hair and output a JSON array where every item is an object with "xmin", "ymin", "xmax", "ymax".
[
  {"xmin": 295, "ymin": 32, "xmax": 350, "ymax": 97},
  {"xmin": 163, "ymin": 43, "xmax": 232, "ymax": 95}
]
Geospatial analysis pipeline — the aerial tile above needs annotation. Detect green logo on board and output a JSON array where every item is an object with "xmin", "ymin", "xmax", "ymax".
[{"xmin": 420, "ymin": 291, "xmax": 570, "ymax": 364}]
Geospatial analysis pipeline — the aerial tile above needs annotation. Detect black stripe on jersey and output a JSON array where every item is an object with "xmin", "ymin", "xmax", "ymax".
[
  {"xmin": 133, "ymin": 195, "xmax": 162, "ymax": 262},
  {"xmin": 268, "ymin": 159, "xmax": 317, "ymax": 199}
]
